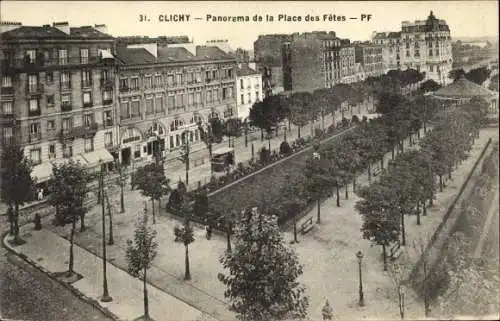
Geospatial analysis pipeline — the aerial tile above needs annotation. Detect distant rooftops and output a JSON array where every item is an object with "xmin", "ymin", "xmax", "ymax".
[
  {"xmin": 236, "ymin": 64, "xmax": 259, "ymax": 77},
  {"xmin": 115, "ymin": 43, "xmax": 235, "ymax": 65},
  {"xmin": 0, "ymin": 21, "xmax": 113, "ymax": 40}
]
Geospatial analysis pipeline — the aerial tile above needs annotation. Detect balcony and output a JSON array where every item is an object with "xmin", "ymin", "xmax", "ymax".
[
  {"xmin": 59, "ymin": 122, "xmax": 98, "ymax": 142},
  {"xmin": 29, "ymin": 132, "xmax": 42, "ymax": 143},
  {"xmin": 81, "ymin": 80, "xmax": 92, "ymax": 88},
  {"xmin": 28, "ymin": 108, "xmax": 41, "ymax": 117},
  {"xmin": 103, "ymin": 98, "xmax": 113, "ymax": 105},
  {"xmin": 100, "ymin": 78, "xmax": 114, "ymax": 90},
  {"xmin": 60, "ymin": 82, "xmax": 72, "ymax": 92},
  {"xmin": 1, "ymin": 86, "xmax": 14, "ymax": 97},
  {"xmin": 26, "ymin": 83, "xmax": 44, "ymax": 96},
  {"xmin": 83, "ymin": 101, "xmax": 93, "ymax": 108},
  {"xmin": 61, "ymin": 103, "xmax": 72, "ymax": 112},
  {"xmin": 118, "ymin": 86, "xmax": 141, "ymax": 97},
  {"xmin": 104, "ymin": 119, "xmax": 114, "ymax": 127}
]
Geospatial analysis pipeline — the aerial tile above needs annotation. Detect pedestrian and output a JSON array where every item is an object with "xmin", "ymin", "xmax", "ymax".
[
  {"xmin": 207, "ymin": 224, "xmax": 213, "ymax": 240},
  {"xmin": 37, "ymin": 188, "xmax": 44, "ymax": 201}
]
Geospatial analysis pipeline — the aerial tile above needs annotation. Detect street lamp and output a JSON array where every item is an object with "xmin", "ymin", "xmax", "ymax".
[
  {"xmin": 99, "ymin": 159, "xmax": 112, "ymax": 302},
  {"xmin": 356, "ymin": 250, "xmax": 364, "ymax": 307}
]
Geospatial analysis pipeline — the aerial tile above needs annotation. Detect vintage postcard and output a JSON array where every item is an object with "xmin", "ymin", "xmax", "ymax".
[{"xmin": 0, "ymin": 1, "xmax": 499, "ymax": 321}]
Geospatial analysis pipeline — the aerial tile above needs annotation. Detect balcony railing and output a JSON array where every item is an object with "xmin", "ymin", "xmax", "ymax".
[
  {"xmin": 2, "ymin": 56, "xmax": 106, "ymax": 72},
  {"xmin": 103, "ymin": 98, "xmax": 113, "ymax": 105},
  {"xmin": 26, "ymin": 83, "xmax": 44, "ymax": 96},
  {"xmin": 104, "ymin": 119, "xmax": 114, "ymax": 127},
  {"xmin": 60, "ymin": 82, "xmax": 72, "ymax": 91},
  {"xmin": 83, "ymin": 101, "xmax": 93, "ymax": 108},
  {"xmin": 61, "ymin": 103, "xmax": 72, "ymax": 112},
  {"xmin": 29, "ymin": 132, "xmax": 42, "ymax": 143},
  {"xmin": 100, "ymin": 78, "xmax": 114, "ymax": 90},
  {"xmin": 81, "ymin": 80, "xmax": 92, "ymax": 88},
  {"xmin": 28, "ymin": 108, "xmax": 41, "ymax": 117},
  {"xmin": 1, "ymin": 86, "xmax": 14, "ymax": 96},
  {"xmin": 59, "ymin": 122, "xmax": 98, "ymax": 142}
]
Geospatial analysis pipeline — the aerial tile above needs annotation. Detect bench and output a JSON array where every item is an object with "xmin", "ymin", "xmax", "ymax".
[
  {"xmin": 300, "ymin": 217, "xmax": 314, "ymax": 235},
  {"xmin": 390, "ymin": 242, "xmax": 403, "ymax": 261}
]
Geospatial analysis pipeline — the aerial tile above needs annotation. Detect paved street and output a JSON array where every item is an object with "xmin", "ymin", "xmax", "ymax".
[{"xmin": 0, "ymin": 246, "xmax": 113, "ymax": 321}]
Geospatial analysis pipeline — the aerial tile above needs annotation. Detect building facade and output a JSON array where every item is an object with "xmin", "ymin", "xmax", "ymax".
[
  {"xmin": 115, "ymin": 43, "xmax": 237, "ymax": 167},
  {"xmin": 235, "ymin": 64, "xmax": 262, "ymax": 120},
  {"xmin": 354, "ymin": 43, "xmax": 385, "ymax": 78},
  {"xmin": 373, "ymin": 11, "xmax": 453, "ymax": 85},
  {"xmin": 281, "ymin": 32, "xmax": 356, "ymax": 92},
  {"xmin": 0, "ymin": 21, "xmax": 118, "ymax": 190}
]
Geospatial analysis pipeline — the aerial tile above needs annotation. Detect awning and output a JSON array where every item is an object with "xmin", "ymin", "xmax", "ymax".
[
  {"xmin": 99, "ymin": 49, "xmax": 115, "ymax": 60},
  {"xmin": 31, "ymin": 162, "xmax": 54, "ymax": 183},
  {"xmin": 80, "ymin": 149, "xmax": 114, "ymax": 168},
  {"xmin": 213, "ymin": 147, "xmax": 234, "ymax": 156}
]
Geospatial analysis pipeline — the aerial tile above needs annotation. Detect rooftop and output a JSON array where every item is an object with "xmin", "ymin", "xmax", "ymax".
[
  {"xmin": 1, "ymin": 24, "xmax": 113, "ymax": 40},
  {"xmin": 432, "ymin": 75, "xmax": 495, "ymax": 99},
  {"xmin": 236, "ymin": 64, "xmax": 259, "ymax": 77}
]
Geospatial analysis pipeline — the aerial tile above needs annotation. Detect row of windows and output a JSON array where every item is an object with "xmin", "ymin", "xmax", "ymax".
[
  {"xmin": 21, "ymin": 47, "xmax": 112, "ymax": 65},
  {"xmin": 119, "ymin": 68, "xmax": 234, "ymax": 90},
  {"xmin": 239, "ymin": 78, "xmax": 260, "ymax": 90},
  {"xmin": 240, "ymin": 92, "xmax": 261, "ymax": 105}
]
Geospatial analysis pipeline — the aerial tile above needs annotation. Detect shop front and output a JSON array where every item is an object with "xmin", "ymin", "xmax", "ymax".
[{"xmin": 120, "ymin": 127, "xmax": 143, "ymax": 167}]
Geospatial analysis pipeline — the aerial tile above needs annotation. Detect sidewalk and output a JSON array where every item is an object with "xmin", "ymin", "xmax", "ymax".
[{"xmin": 2, "ymin": 228, "xmax": 211, "ymax": 321}]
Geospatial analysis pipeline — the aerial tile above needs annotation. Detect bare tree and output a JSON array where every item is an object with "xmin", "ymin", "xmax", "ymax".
[{"xmin": 412, "ymin": 236, "xmax": 432, "ymax": 317}]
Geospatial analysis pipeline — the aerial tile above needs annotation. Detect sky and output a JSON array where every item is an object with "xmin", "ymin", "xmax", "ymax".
[{"xmin": 1, "ymin": 1, "xmax": 498, "ymax": 50}]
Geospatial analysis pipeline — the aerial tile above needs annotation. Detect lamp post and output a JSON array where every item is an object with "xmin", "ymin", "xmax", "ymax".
[
  {"xmin": 356, "ymin": 250, "xmax": 364, "ymax": 307},
  {"xmin": 99, "ymin": 159, "xmax": 112, "ymax": 302},
  {"xmin": 198, "ymin": 120, "xmax": 214, "ymax": 176}
]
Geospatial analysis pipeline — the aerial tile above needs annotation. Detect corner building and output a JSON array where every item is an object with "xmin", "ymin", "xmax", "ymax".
[
  {"xmin": 115, "ymin": 43, "xmax": 237, "ymax": 167},
  {"xmin": 0, "ymin": 21, "xmax": 118, "ymax": 191}
]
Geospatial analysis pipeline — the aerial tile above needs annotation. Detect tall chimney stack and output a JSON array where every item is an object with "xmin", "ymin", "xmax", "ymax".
[{"xmin": 53, "ymin": 21, "xmax": 70, "ymax": 34}]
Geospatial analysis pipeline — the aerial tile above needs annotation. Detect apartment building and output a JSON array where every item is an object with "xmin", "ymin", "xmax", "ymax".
[
  {"xmin": 0, "ymin": 21, "xmax": 117, "ymax": 191},
  {"xmin": 236, "ymin": 64, "xmax": 262, "ymax": 120},
  {"xmin": 373, "ymin": 11, "xmax": 453, "ymax": 85},
  {"xmin": 115, "ymin": 43, "xmax": 237, "ymax": 167},
  {"xmin": 354, "ymin": 42, "xmax": 385, "ymax": 78},
  {"xmin": 281, "ymin": 31, "xmax": 356, "ymax": 92}
]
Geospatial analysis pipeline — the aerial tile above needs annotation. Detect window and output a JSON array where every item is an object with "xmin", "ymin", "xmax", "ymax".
[
  {"xmin": 155, "ymin": 97, "xmax": 163, "ymax": 112},
  {"xmin": 29, "ymin": 99, "xmax": 39, "ymax": 112},
  {"xmin": 84, "ymin": 137, "xmax": 94, "ymax": 152},
  {"xmin": 103, "ymin": 90, "xmax": 112, "ymax": 103},
  {"xmin": 212, "ymin": 70, "xmax": 217, "ymax": 79},
  {"xmin": 105, "ymin": 132, "xmax": 113, "ymax": 147},
  {"xmin": 170, "ymin": 136, "xmax": 174, "ymax": 148},
  {"xmin": 47, "ymin": 94, "xmax": 55, "ymax": 108},
  {"xmin": 83, "ymin": 91, "xmax": 92, "ymax": 106},
  {"xmin": 247, "ymin": 93, "xmax": 251, "ymax": 104},
  {"xmin": 28, "ymin": 74, "xmax": 38, "ymax": 92},
  {"xmin": 130, "ymin": 78, "xmax": 139, "ymax": 90},
  {"xmin": 213, "ymin": 89, "xmax": 218, "ymax": 101},
  {"xmin": 227, "ymin": 87, "xmax": 233, "ymax": 99},
  {"xmin": 205, "ymin": 71, "xmax": 211, "ymax": 82},
  {"xmin": 186, "ymin": 72, "xmax": 193, "ymax": 84},
  {"xmin": 62, "ymin": 117, "xmax": 73, "ymax": 131},
  {"xmin": 228, "ymin": 68, "xmax": 233, "ymax": 78},
  {"xmin": 167, "ymin": 95, "xmax": 175, "ymax": 109},
  {"xmin": 195, "ymin": 72, "xmax": 202, "ymax": 83},
  {"xmin": 146, "ymin": 98, "xmax": 154, "ymax": 114},
  {"xmin": 29, "ymin": 122, "xmax": 40, "ymax": 137},
  {"xmin": 47, "ymin": 119, "xmax": 56, "ymax": 131},
  {"xmin": 60, "ymin": 72, "xmax": 71, "ymax": 89},
  {"xmin": 155, "ymin": 75, "xmax": 162, "ymax": 87},
  {"xmin": 3, "ymin": 127, "xmax": 13, "ymax": 145},
  {"xmin": 188, "ymin": 93, "xmax": 194, "ymax": 106},
  {"xmin": 2, "ymin": 76, "xmax": 12, "ymax": 87},
  {"xmin": 61, "ymin": 94, "xmax": 71, "ymax": 108},
  {"xmin": 104, "ymin": 110, "xmax": 113, "ymax": 126},
  {"xmin": 428, "ymin": 50, "xmax": 433, "ymax": 57},
  {"xmin": 430, "ymin": 65, "xmax": 434, "ymax": 72},
  {"xmin": 255, "ymin": 91, "xmax": 259, "ymax": 101},
  {"xmin": 131, "ymin": 100, "xmax": 140, "ymax": 117},
  {"xmin": 195, "ymin": 92, "xmax": 201, "ymax": 105},
  {"xmin": 134, "ymin": 144, "xmax": 141, "ymax": 158},
  {"xmin": 145, "ymin": 76, "xmax": 152, "ymax": 89},
  {"xmin": 406, "ymin": 51, "xmax": 410, "ymax": 57},
  {"xmin": 176, "ymin": 94, "xmax": 183, "ymax": 107},
  {"xmin": 48, "ymin": 144, "xmax": 56, "ymax": 159},
  {"xmin": 2, "ymin": 102, "xmax": 13, "ymax": 115},
  {"xmin": 59, "ymin": 49, "xmax": 68, "ymax": 65},
  {"xmin": 241, "ymin": 94, "xmax": 244, "ymax": 104},
  {"xmin": 240, "ymin": 79, "xmax": 244, "ymax": 89},
  {"xmin": 176, "ymin": 74, "xmax": 182, "ymax": 85},
  {"xmin": 206, "ymin": 90, "xmax": 212, "ymax": 103},
  {"xmin": 119, "ymin": 78, "xmax": 128, "ymax": 90},
  {"xmin": 83, "ymin": 114, "xmax": 94, "ymax": 127},
  {"xmin": 26, "ymin": 50, "xmax": 36, "ymax": 63},
  {"xmin": 30, "ymin": 149, "xmax": 41, "ymax": 165},
  {"xmin": 167, "ymin": 75, "xmax": 174, "ymax": 86},
  {"xmin": 82, "ymin": 70, "xmax": 91, "ymax": 87},
  {"xmin": 80, "ymin": 48, "xmax": 89, "ymax": 64},
  {"xmin": 63, "ymin": 144, "xmax": 73, "ymax": 158},
  {"xmin": 222, "ymin": 88, "xmax": 228, "ymax": 100}
]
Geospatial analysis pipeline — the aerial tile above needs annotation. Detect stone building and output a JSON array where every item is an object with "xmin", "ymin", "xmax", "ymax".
[
  {"xmin": 235, "ymin": 64, "xmax": 262, "ymax": 120},
  {"xmin": 0, "ymin": 21, "xmax": 117, "ymax": 191},
  {"xmin": 115, "ymin": 43, "xmax": 237, "ymax": 167},
  {"xmin": 354, "ymin": 42, "xmax": 385, "ymax": 78},
  {"xmin": 373, "ymin": 11, "xmax": 453, "ymax": 85}
]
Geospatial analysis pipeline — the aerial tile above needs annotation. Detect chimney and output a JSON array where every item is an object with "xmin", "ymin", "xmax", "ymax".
[
  {"xmin": 94, "ymin": 24, "xmax": 107, "ymax": 34},
  {"xmin": 0, "ymin": 21, "xmax": 22, "ymax": 33},
  {"xmin": 53, "ymin": 21, "xmax": 69, "ymax": 34}
]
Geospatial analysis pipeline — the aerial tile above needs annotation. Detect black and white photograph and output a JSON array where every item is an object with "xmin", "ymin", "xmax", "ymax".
[{"xmin": 0, "ymin": 1, "xmax": 499, "ymax": 320}]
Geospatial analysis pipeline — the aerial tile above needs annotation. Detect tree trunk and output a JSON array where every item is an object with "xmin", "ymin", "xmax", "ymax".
[
  {"xmin": 80, "ymin": 213, "xmax": 86, "ymax": 232},
  {"xmin": 227, "ymin": 226, "xmax": 231, "ymax": 252},
  {"xmin": 416, "ymin": 203, "xmax": 421, "ymax": 225},
  {"xmin": 13, "ymin": 203, "xmax": 21, "ymax": 244},
  {"xmin": 288, "ymin": 120, "xmax": 291, "ymax": 131},
  {"xmin": 310, "ymin": 121, "xmax": 314, "ymax": 137},
  {"xmin": 322, "ymin": 114, "xmax": 325, "ymax": 131},
  {"xmin": 401, "ymin": 211, "xmax": 406, "ymax": 246},
  {"xmin": 380, "ymin": 157, "xmax": 384, "ymax": 170},
  {"xmin": 284, "ymin": 129, "xmax": 287, "ymax": 142},
  {"xmin": 185, "ymin": 158, "xmax": 189, "ymax": 186},
  {"xmin": 382, "ymin": 243, "xmax": 387, "ymax": 271},
  {"xmin": 423, "ymin": 200, "xmax": 427, "ymax": 216},
  {"xmin": 120, "ymin": 184, "xmax": 125, "ymax": 213},
  {"xmin": 143, "ymin": 268, "xmax": 149, "ymax": 318},
  {"xmin": 8, "ymin": 204, "xmax": 14, "ymax": 236},
  {"xmin": 423, "ymin": 121, "xmax": 427, "ymax": 134},
  {"xmin": 268, "ymin": 138, "xmax": 271, "ymax": 152},
  {"xmin": 352, "ymin": 176, "xmax": 356, "ymax": 193},
  {"xmin": 316, "ymin": 198, "xmax": 321, "ymax": 224},
  {"xmin": 68, "ymin": 217, "xmax": 76, "ymax": 276},
  {"xmin": 345, "ymin": 183, "xmax": 349, "ymax": 200},
  {"xmin": 151, "ymin": 198, "xmax": 156, "ymax": 224},
  {"xmin": 336, "ymin": 182, "xmax": 340, "ymax": 207},
  {"xmin": 429, "ymin": 197, "xmax": 434, "ymax": 207},
  {"xmin": 260, "ymin": 129, "xmax": 264, "ymax": 141},
  {"xmin": 439, "ymin": 175, "xmax": 443, "ymax": 192},
  {"xmin": 184, "ymin": 245, "xmax": 191, "ymax": 280},
  {"xmin": 293, "ymin": 214, "xmax": 298, "ymax": 243},
  {"xmin": 392, "ymin": 146, "xmax": 395, "ymax": 160},
  {"xmin": 368, "ymin": 163, "xmax": 372, "ymax": 183},
  {"xmin": 297, "ymin": 126, "xmax": 301, "ymax": 139}
]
